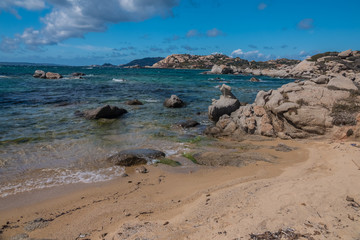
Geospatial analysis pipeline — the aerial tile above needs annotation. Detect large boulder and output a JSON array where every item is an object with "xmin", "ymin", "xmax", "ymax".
[
  {"xmin": 83, "ymin": 105, "xmax": 127, "ymax": 119},
  {"xmin": 45, "ymin": 72, "xmax": 62, "ymax": 79},
  {"xmin": 33, "ymin": 70, "xmax": 46, "ymax": 78},
  {"xmin": 164, "ymin": 95, "xmax": 185, "ymax": 108},
  {"xmin": 72, "ymin": 72, "xmax": 86, "ymax": 77},
  {"xmin": 208, "ymin": 84, "xmax": 241, "ymax": 122},
  {"xmin": 338, "ymin": 49, "xmax": 352, "ymax": 58},
  {"xmin": 327, "ymin": 76, "xmax": 358, "ymax": 91},
  {"xmin": 107, "ymin": 149, "xmax": 165, "ymax": 166},
  {"xmin": 210, "ymin": 65, "xmax": 234, "ymax": 74}
]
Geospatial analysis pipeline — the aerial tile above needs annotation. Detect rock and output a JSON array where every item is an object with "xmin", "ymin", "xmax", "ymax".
[
  {"xmin": 208, "ymin": 84, "xmax": 241, "ymax": 122},
  {"xmin": 11, "ymin": 233, "xmax": 29, "ymax": 240},
  {"xmin": 164, "ymin": 95, "xmax": 185, "ymax": 108},
  {"xmin": 273, "ymin": 143, "xmax": 294, "ymax": 152},
  {"xmin": 178, "ymin": 120, "xmax": 200, "ymax": 128},
  {"xmin": 338, "ymin": 49, "xmax": 352, "ymax": 58},
  {"xmin": 107, "ymin": 149, "xmax": 165, "ymax": 166},
  {"xmin": 273, "ymin": 102, "xmax": 299, "ymax": 114},
  {"xmin": 311, "ymin": 76, "xmax": 329, "ymax": 84},
  {"xmin": 24, "ymin": 218, "xmax": 49, "ymax": 232},
  {"xmin": 126, "ymin": 99, "xmax": 143, "ymax": 105},
  {"xmin": 135, "ymin": 166, "xmax": 148, "ymax": 173},
  {"xmin": 210, "ymin": 64, "xmax": 234, "ymax": 74},
  {"xmin": 72, "ymin": 72, "xmax": 86, "ymax": 77},
  {"xmin": 250, "ymin": 77, "xmax": 260, "ymax": 82},
  {"xmin": 45, "ymin": 72, "xmax": 62, "ymax": 79},
  {"xmin": 83, "ymin": 105, "xmax": 127, "ymax": 119},
  {"xmin": 327, "ymin": 76, "xmax": 358, "ymax": 91},
  {"xmin": 33, "ymin": 70, "xmax": 46, "ymax": 78}
]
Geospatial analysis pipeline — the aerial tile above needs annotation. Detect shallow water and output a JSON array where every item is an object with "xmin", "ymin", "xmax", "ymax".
[{"xmin": 0, "ymin": 66, "xmax": 293, "ymax": 196}]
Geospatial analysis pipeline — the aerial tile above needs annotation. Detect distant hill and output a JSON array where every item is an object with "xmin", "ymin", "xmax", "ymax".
[
  {"xmin": 122, "ymin": 57, "xmax": 164, "ymax": 67},
  {"xmin": 0, "ymin": 62, "xmax": 62, "ymax": 66}
]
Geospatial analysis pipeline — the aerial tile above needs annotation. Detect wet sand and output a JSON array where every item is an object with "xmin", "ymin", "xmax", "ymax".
[{"xmin": 1, "ymin": 138, "xmax": 360, "ymax": 240}]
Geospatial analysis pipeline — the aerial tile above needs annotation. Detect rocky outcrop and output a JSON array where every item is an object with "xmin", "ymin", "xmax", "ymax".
[
  {"xmin": 207, "ymin": 76, "xmax": 360, "ymax": 139},
  {"xmin": 152, "ymin": 54, "xmax": 248, "ymax": 69},
  {"xmin": 125, "ymin": 99, "xmax": 143, "ymax": 105},
  {"xmin": 210, "ymin": 65, "xmax": 234, "ymax": 74},
  {"xmin": 164, "ymin": 95, "xmax": 185, "ymax": 108},
  {"xmin": 33, "ymin": 70, "xmax": 62, "ymax": 79},
  {"xmin": 82, "ymin": 105, "xmax": 128, "ymax": 120},
  {"xmin": 208, "ymin": 84, "xmax": 241, "ymax": 122},
  {"xmin": 107, "ymin": 149, "xmax": 165, "ymax": 166}
]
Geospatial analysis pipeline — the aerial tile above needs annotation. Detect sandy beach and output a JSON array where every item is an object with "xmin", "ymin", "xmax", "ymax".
[{"xmin": 1, "ymin": 138, "xmax": 359, "ymax": 240}]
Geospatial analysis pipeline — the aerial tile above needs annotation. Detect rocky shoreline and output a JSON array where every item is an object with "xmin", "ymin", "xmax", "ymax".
[{"xmin": 203, "ymin": 50, "xmax": 360, "ymax": 140}]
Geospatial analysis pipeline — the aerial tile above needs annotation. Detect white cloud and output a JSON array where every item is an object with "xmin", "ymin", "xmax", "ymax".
[
  {"xmin": 297, "ymin": 18, "xmax": 314, "ymax": 30},
  {"xmin": 206, "ymin": 28, "xmax": 224, "ymax": 37},
  {"xmin": 231, "ymin": 49, "xmax": 271, "ymax": 61},
  {"xmin": 186, "ymin": 29, "xmax": 201, "ymax": 38},
  {"xmin": 258, "ymin": 3, "xmax": 267, "ymax": 10},
  {"xmin": 0, "ymin": 0, "xmax": 179, "ymax": 51}
]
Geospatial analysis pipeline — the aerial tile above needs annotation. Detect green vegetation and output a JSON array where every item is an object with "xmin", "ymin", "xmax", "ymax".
[
  {"xmin": 158, "ymin": 158, "xmax": 181, "ymax": 167},
  {"xmin": 331, "ymin": 100, "xmax": 360, "ymax": 126},
  {"xmin": 188, "ymin": 136, "xmax": 202, "ymax": 144},
  {"xmin": 182, "ymin": 152, "xmax": 198, "ymax": 164},
  {"xmin": 307, "ymin": 52, "xmax": 339, "ymax": 62}
]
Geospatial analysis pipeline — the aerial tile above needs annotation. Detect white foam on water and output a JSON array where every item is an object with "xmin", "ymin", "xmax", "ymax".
[
  {"xmin": 0, "ymin": 75, "xmax": 10, "ymax": 78},
  {"xmin": 144, "ymin": 99, "xmax": 160, "ymax": 103},
  {"xmin": 112, "ymin": 78, "xmax": 126, "ymax": 82},
  {"xmin": 0, "ymin": 166, "xmax": 124, "ymax": 198}
]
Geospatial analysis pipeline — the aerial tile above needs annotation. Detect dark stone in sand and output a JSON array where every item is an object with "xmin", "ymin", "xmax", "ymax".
[
  {"xmin": 135, "ymin": 166, "xmax": 148, "ymax": 173},
  {"xmin": 72, "ymin": 72, "xmax": 86, "ymax": 77},
  {"xmin": 10, "ymin": 233, "xmax": 29, "ymax": 240},
  {"xmin": 83, "ymin": 105, "xmax": 127, "ymax": 120},
  {"xmin": 126, "ymin": 99, "xmax": 143, "ymax": 105},
  {"xmin": 164, "ymin": 95, "xmax": 185, "ymax": 108},
  {"xmin": 107, "ymin": 149, "xmax": 165, "ymax": 166},
  {"xmin": 24, "ymin": 218, "xmax": 49, "ymax": 232},
  {"xmin": 272, "ymin": 143, "xmax": 294, "ymax": 152},
  {"xmin": 178, "ymin": 120, "xmax": 200, "ymax": 128}
]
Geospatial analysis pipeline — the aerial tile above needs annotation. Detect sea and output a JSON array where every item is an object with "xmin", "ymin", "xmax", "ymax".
[{"xmin": 0, "ymin": 66, "xmax": 293, "ymax": 197}]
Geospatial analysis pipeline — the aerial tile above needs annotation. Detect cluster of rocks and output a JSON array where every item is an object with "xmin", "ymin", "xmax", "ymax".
[
  {"xmin": 206, "ymin": 50, "xmax": 360, "ymax": 84},
  {"xmin": 33, "ymin": 70, "xmax": 87, "ymax": 79},
  {"xmin": 207, "ymin": 78, "xmax": 360, "ymax": 139},
  {"xmin": 33, "ymin": 70, "xmax": 62, "ymax": 79}
]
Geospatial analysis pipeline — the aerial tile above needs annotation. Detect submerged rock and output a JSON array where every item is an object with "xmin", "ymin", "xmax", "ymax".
[
  {"xmin": 107, "ymin": 149, "xmax": 165, "ymax": 166},
  {"xmin": 208, "ymin": 84, "xmax": 241, "ymax": 122},
  {"xmin": 164, "ymin": 95, "xmax": 185, "ymax": 108},
  {"xmin": 72, "ymin": 72, "xmax": 86, "ymax": 77},
  {"xmin": 250, "ymin": 77, "xmax": 260, "ymax": 82},
  {"xmin": 83, "ymin": 105, "xmax": 127, "ymax": 119},
  {"xmin": 126, "ymin": 99, "xmax": 143, "ymax": 105},
  {"xmin": 178, "ymin": 120, "xmax": 200, "ymax": 128}
]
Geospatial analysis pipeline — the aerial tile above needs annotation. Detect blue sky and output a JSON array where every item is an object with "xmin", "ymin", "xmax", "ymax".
[{"xmin": 0, "ymin": 0, "xmax": 359, "ymax": 65}]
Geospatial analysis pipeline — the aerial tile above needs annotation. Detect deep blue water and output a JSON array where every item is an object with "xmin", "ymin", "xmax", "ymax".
[{"xmin": 0, "ymin": 66, "xmax": 293, "ymax": 196}]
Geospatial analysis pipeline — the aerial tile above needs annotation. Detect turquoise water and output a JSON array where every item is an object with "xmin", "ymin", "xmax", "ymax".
[{"xmin": 0, "ymin": 66, "xmax": 293, "ymax": 196}]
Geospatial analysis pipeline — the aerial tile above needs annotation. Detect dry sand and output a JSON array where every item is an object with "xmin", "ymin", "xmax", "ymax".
[{"xmin": 1, "ymin": 139, "xmax": 360, "ymax": 240}]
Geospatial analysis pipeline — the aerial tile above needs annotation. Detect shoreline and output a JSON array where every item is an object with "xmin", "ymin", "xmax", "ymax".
[{"xmin": 1, "ymin": 138, "xmax": 349, "ymax": 240}]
